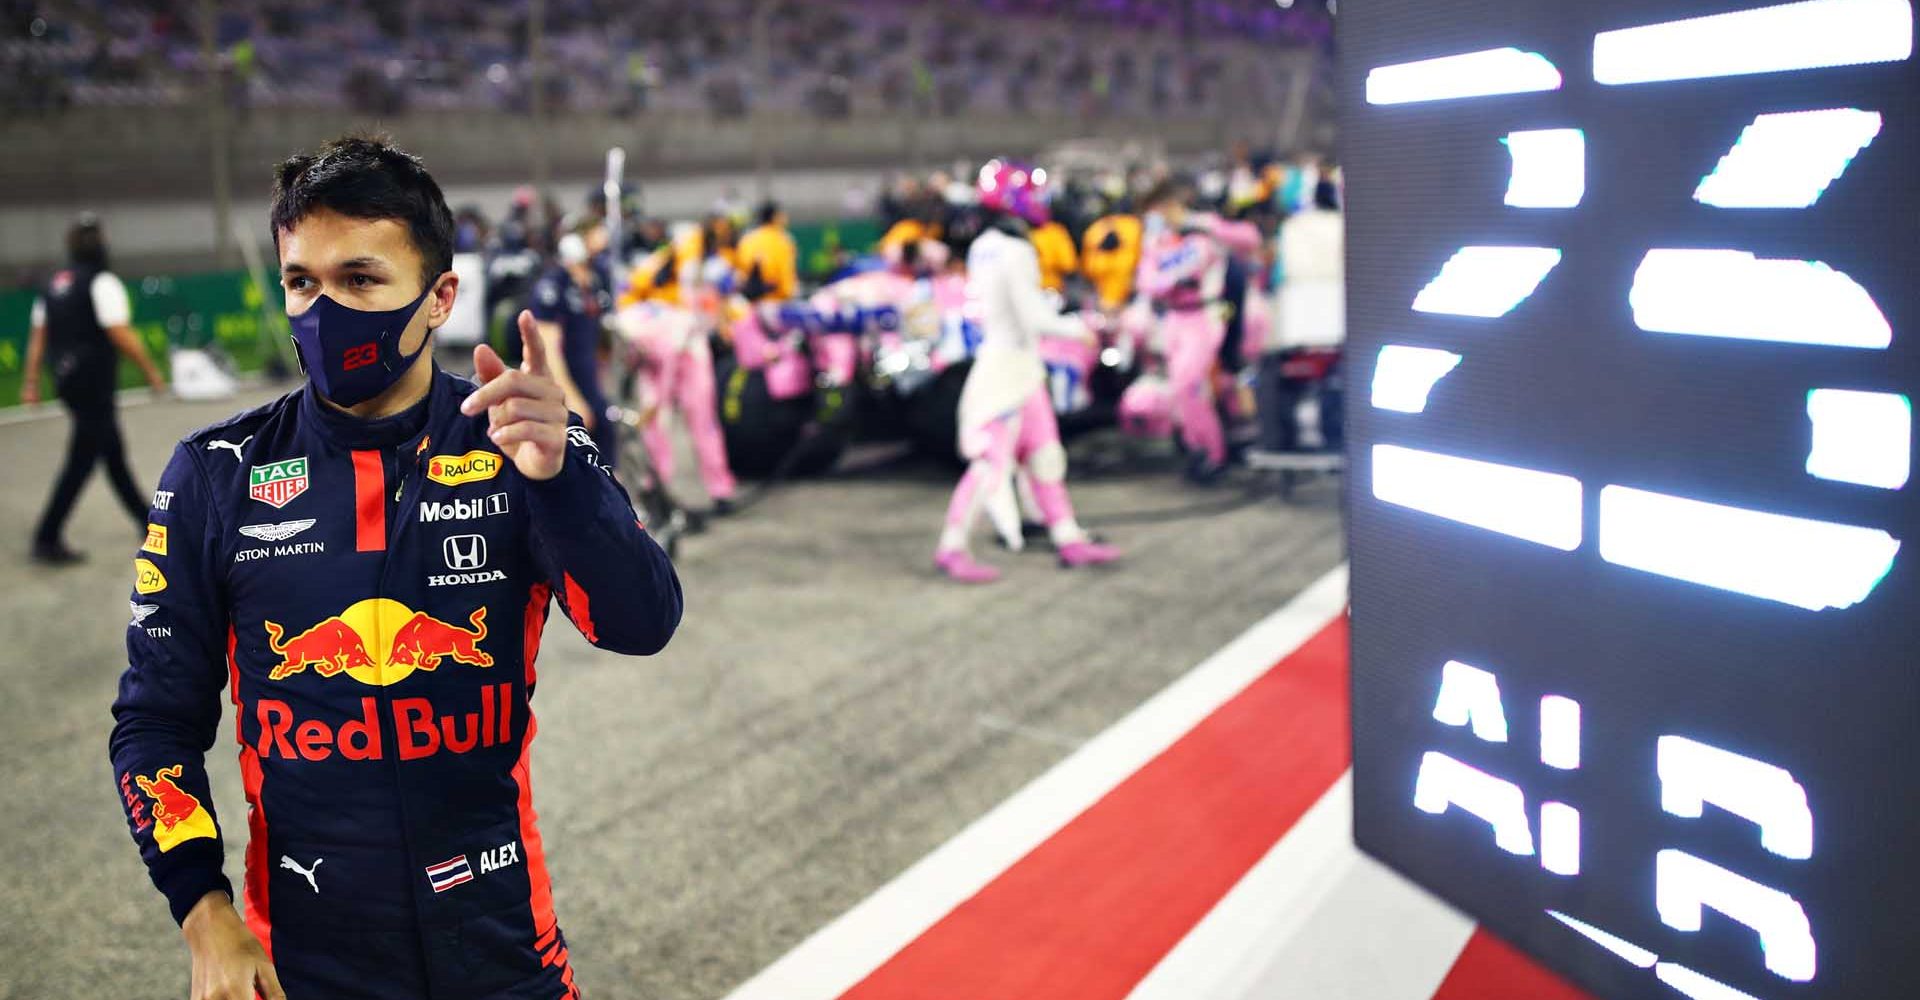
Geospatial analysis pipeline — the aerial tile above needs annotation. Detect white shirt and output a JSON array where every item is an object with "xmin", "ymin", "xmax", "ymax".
[
  {"xmin": 1275, "ymin": 210, "xmax": 1345, "ymax": 349},
  {"xmin": 30, "ymin": 271, "xmax": 133, "ymax": 328},
  {"xmin": 958, "ymin": 227, "xmax": 1087, "ymax": 432}
]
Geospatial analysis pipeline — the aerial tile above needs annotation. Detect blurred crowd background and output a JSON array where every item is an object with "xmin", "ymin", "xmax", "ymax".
[
  {"xmin": 3, "ymin": 0, "xmax": 1329, "ymax": 118},
  {"xmin": 0, "ymin": 0, "xmax": 1338, "ymax": 412},
  {"xmin": 0, "ymin": 0, "xmax": 1332, "ymax": 268}
]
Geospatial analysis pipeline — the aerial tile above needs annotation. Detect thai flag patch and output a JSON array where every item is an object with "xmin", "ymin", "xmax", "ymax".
[{"xmin": 425, "ymin": 854, "xmax": 474, "ymax": 893}]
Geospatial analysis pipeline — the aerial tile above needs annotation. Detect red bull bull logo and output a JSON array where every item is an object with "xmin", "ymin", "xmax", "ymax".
[
  {"xmin": 263, "ymin": 599, "xmax": 492, "ymax": 686},
  {"xmin": 389, "ymin": 608, "xmax": 492, "ymax": 670},
  {"xmin": 131, "ymin": 764, "xmax": 218, "ymax": 852},
  {"xmin": 264, "ymin": 617, "xmax": 377, "ymax": 679}
]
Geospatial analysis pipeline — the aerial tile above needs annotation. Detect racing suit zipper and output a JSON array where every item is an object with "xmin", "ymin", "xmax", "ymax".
[
  {"xmin": 376, "ymin": 429, "xmax": 436, "ymax": 988},
  {"xmin": 388, "ymin": 432, "xmax": 430, "ymax": 545}
]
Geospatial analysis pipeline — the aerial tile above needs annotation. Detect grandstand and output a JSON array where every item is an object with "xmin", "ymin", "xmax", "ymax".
[
  {"xmin": 5, "ymin": 0, "xmax": 1329, "ymax": 117},
  {"xmin": 0, "ymin": 1, "xmax": 1333, "ymax": 275}
]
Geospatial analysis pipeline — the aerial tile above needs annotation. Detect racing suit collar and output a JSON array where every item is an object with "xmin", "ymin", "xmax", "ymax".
[{"xmin": 301, "ymin": 365, "xmax": 442, "ymax": 451}]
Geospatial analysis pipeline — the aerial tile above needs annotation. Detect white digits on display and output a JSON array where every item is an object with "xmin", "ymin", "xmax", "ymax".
[
  {"xmin": 1366, "ymin": 0, "xmax": 1912, "ymax": 612},
  {"xmin": 1655, "ymin": 736, "xmax": 1818, "ymax": 983},
  {"xmin": 1657, "ymin": 850, "xmax": 1817, "ymax": 981},
  {"xmin": 1414, "ymin": 752, "xmax": 1535, "ymax": 855},
  {"xmin": 1416, "ymin": 663, "xmax": 1582, "ymax": 875},
  {"xmin": 1431, "ymin": 660, "xmax": 1510, "ymax": 742},
  {"xmin": 1539, "ymin": 695, "xmax": 1581, "ymax": 770},
  {"xmin": 1658, "ymin": 736, "xmax": 1813, "ymax": 860},
  {"xmin": 1539, "ymin": 801, "xmax": 1581, "ymax": 876},
  {"xmin": 1414, "ymin": 664, "xmax": 1822, "ymax": 992},
  {"xmin": 1372, "ymin": 1, "xmax": 1906, "ymax": 990}
]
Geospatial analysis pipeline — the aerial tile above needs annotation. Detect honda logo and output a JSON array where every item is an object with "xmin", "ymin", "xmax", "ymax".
[{"xmin": 443, "ymin": 534, "xmax": 488, "ymax": 571}]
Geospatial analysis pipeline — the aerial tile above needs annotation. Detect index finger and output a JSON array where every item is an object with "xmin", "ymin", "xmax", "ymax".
[
  {"xmin": 462, "ymin": 369, "xmax": 558, "ymax": 415},
  {"xmin": 518, "ymin": 310, "xmax": 550, "ymax": 377}
]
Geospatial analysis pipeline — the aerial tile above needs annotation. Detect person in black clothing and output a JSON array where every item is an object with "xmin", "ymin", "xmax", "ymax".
[{"xmin": 21, "ymin": 217, "xmax": 168, "ymax": 564}]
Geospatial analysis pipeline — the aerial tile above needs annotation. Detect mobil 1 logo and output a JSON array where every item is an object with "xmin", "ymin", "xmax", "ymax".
[{"xmin": 419, "ymin": 492, "xmax": 509, "ymax": 524}]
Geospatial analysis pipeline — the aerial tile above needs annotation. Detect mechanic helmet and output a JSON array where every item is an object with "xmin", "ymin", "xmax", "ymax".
[{"xmin": 976, "ymin": 158, "xmax": 1051, "ymax": 225}]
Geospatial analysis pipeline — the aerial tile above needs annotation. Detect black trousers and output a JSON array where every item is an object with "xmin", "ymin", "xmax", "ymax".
[
  {"xmin": 1256, "ymin": 352, "xmax": 1345, "ymax": 453},
  {"xmin": 33, "ymin": 391, "xmax": 146, "ymax": 546}
]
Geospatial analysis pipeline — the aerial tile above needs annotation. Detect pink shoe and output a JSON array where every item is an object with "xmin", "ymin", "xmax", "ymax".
[
  {"xmin": 1056, "ymin": 539, "xmax": 1122, "ymax": 568},
  {"xmin": 935, "ymin": 549, "xmax": 1002, "ymax": 584}
]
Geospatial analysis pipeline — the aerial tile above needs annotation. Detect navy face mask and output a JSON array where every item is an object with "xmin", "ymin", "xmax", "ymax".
[{"xmin": 289, "ymin": 281, "xmax": 437, "ymax": 406}]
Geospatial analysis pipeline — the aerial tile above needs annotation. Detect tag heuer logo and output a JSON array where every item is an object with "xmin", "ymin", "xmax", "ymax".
[
  {"xmin": 427, "ymin": 451, "xmax": 503, "ymax": 487},
  {"xmin": 249, "ymin": 457, "xmax": 310, "ymax": 509}
]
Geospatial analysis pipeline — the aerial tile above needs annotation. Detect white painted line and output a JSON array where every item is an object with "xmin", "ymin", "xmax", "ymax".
[
  {"xmin": 722, "ymin": 564, "xmax": 1352, "ymax": 1000},
  {"xmin": 1124, "ymin": 774, "xmax": 1359, "ymax": 1000},
  {"xmin": 0, "ymin": 387, "xmax": 167, "ymax": 428},
  {"xmin": 1235, "ymin": 857, "xmax": 1477, "ymax": 1000},
  {"xmin": 1126, "ymin": 773, "xmax": 1478, "ymax": 1000},
  {"xmin": 0, "ymin": 375, "xmax": 276, "ymax": 428}
]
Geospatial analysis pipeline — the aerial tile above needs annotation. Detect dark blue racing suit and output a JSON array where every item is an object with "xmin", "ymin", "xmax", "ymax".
[
  {"xmin": 528, "ymin": 266, "xmax": 617, "ymax": 466},
  {"xmin": 109, "ymin": 368, "xmax": 681, "ymax": 999}
]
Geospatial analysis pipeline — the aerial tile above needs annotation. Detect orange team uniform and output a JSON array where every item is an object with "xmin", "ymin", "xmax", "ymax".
[
  {"xmin": 675, "ymin": 229, "xmax": 738, "ymax": 293},
  {"xmin": 879, "ymin": 218, "xmax": 937, "ymax": 257},
  {"xmin": 1029, "ymin": 220, "xmax": 1079, "ymax": 294},
  {"xmin": 620, "ymin": 246, "xmax": 680, "ymax": 308},
  {"xmin": 621, "ymin": 230, "xmax": 739, "ymax": 309},
  {"xmin": 735, "ymin": 223, "xmax": 799, "ymax": 303},
  {"xmin": 1081, "ymin": 213, "xmax": 1143, "ymax": 310}
]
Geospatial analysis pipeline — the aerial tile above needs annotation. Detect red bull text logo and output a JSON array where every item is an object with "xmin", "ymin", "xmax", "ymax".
[
  {"xmin": 263, "ymin": 599, "xmax": 492, "ymax": 685},
  {"xmin": 256, "ymin": 684, "xmax": 515, "ymax": 762}
]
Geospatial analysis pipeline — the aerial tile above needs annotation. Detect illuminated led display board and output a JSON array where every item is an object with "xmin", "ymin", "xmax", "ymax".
[{"xmin": 1342, "ymin": 2, "xmax": 1918, "ymax": 998}]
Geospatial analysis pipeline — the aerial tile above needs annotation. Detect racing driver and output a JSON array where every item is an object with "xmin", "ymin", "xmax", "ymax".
[{"xmin": 108, "ymin": 135, "xmax": 682, "ymax": 1000}]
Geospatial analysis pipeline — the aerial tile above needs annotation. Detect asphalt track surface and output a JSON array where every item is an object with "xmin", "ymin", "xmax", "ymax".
[{"xmin": 0, "ymin": 377, "xmax": 1344, "ymax": 1000}]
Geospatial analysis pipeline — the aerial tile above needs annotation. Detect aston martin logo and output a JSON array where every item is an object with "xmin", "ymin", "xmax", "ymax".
[
  {"xmin": 129, "ymin": 602, "xmax": 159, "ymax": 627},
  {"xmin": 239, "ymin": 519, "xmax": 317, "ymax": 543}
]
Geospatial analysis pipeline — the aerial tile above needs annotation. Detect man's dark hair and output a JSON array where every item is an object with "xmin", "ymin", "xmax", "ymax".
[
  {"xmin": 67, "ymin": 215, "xmax": 108, "ymax": 271},
  {"xmin": 1140, "ymin": 176, "xmax": 1194, "ymax": 212},
  {"xmin": 1312, "ymin": 178, "xmax": 1341, "ymax": 212},
  {"xmin": 756, "ymin": 200, "xmax": 783, "ymax": 226},
  {"xmin": 941, "ymin": 205, "xmax": 986, "ymax": 260},
  {"xmin": 701, "ymin": 214, "xmax": 736, "ymax": 253},
  {"xmin": 269, "ymin": 134, "xmax": 455, "ymax": 291}
]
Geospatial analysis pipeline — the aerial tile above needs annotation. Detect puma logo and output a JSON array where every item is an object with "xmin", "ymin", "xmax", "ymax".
[
  {"xmin": 206, "ymin": 435, "xmax": 253, "ymax": 462},
  {"xmin": 279, "ymin": 854, "xmax": 322, "ymax": 894}
]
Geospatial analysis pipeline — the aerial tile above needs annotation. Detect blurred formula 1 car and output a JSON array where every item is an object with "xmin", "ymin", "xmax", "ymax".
[
  {"xmin": 703, "ymin": 256, "xmax": 1130, "ymax": 475},
  {"xmin": 859, "ymin": 265, "xmax": 1120, "ymax": 464}
]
